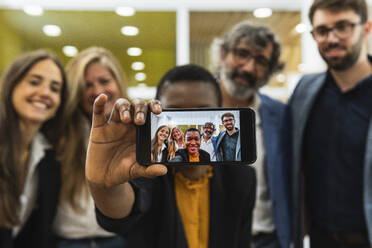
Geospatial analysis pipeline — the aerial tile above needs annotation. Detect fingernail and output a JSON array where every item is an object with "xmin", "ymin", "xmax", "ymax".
[
  {"xmin": 155, "ymin": 103, "xmax": 161, "ymax": 112},
  {"xmin": 123, "ymin": 111, "xmax": 130, "ymax": 119},
  {"xmin": 137, "ymin": 112, "xmax": 145, "ymax": 122}
]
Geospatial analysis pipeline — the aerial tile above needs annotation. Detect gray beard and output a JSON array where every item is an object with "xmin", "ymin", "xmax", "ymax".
[
  {"xmin": 203, "ymin": 131, "xmax": 212, "ymax": 138},
  {"xmin": 220, "ymin": 66, "xmax": 257, "ymax": 101}
]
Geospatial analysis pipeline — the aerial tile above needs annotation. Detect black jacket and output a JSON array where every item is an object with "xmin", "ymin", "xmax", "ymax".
[
  {"xmin": 173, "ymin": 148, "xmax": 211, "ymax": 163},
  {"xmin": 0, "ymin": 150, "xmax": 61, "ymax": 248},
  {"xmin": 96, "ymin": 165, "xmax": 256, "ymax": 248}
]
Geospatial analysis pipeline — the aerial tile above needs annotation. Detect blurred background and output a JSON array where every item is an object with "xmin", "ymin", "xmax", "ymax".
[{"xmin": 0, "ymin": 0, "xmax": 371, "ymax": 101}]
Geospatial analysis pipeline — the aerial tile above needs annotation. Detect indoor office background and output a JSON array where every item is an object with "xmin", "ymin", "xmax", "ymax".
[{"xmin": 0, "ymin": 0, "xmax": 371, "ymax": 101}]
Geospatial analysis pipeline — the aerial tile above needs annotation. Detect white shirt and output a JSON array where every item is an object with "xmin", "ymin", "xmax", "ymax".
[
  {"xmin": 200, "ymin": 136, "xmax": 216, "ymax": 161},
  {"xmin": 53, "ymin": 121, "xmax": 116, "ymax": 239},
  {"xmin": 157, "ymin": 143, "xmax": 167, "ymax": 162},
  {"xmin": 251, "ymin": 94, "xmax": 275, "ymax": 234},
  {"xmin": 175, "ymin": 142, "xmax": 184, "ymax": 151},
  {"xmin": 13, "ymin": 133, "xmax": 51, "ymax": 237},
  {"xmin": 53, "ymin": 186, "xmax": 115, "ymax": 239}
]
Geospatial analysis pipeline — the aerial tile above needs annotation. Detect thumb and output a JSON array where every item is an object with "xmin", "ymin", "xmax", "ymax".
[{"xmin": 92, "ymin": 94, "xmax": 108, "ymax": 128}]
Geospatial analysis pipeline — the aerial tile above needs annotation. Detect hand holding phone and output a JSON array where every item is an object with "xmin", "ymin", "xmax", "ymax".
[{"xmin": 85, "ymin": 94, "xmax": 168, "ymax": 188}]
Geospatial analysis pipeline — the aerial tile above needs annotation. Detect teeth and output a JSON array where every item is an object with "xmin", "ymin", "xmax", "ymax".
[{"xmin": 32, "ymin": 102, "xmax": 47, "ymax": 110}]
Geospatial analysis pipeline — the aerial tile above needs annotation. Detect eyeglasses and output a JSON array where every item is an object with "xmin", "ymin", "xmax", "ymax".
[
  {"xmin": 222, "ymin": 118, "xmax": 234, "ymax": 123},
  {"xmin": 232, "ymin": 48, "xmax": 271, "ymax": 72},
  {"xmin": 311, "ymin": 21, "xmax": 364, "ymax": 42}
]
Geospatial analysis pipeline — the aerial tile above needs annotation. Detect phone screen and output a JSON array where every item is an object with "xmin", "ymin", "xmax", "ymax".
[{"xmin": 137, "ymin": 107, "xmax": 256, "ymax": 166}]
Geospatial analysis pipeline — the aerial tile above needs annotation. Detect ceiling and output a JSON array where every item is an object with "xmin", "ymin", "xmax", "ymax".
[
  {"xmin": 0, "ymin": 9, "xmax": 176, "ymax": 86},
  {"xmin": 0, "ymin": 8, "xmax": 301, "ymax": 88}
]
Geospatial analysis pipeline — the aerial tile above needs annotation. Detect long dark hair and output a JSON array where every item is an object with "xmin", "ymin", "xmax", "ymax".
[
  {"xmin": 151, "ymin": 125, "xmax": 170, "ymax": 162},
  {"xmin": 0, "ymin": 50, "xmax": 67, "ymax": 227}
]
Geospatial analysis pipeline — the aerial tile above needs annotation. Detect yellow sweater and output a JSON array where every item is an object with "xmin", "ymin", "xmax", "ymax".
[{"xmin": 174, "ymin": 166, "xmax": 213, "ymax": 248}]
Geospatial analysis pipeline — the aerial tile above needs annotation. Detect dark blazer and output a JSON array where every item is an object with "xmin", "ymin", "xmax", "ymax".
[
  {"xmin": 0, "ymin": 150, "xmax": 61, "ymax": 248},
  {"xmin": 289, "ymin": 73, "xmax": 372, "ymax": 247},
  {"xmin": 215, "ymin": 129, "xmax": 241, "ymax": 162},
  {"xmin": 172, "ymin": 148, "xmax": 211, "ymax": 163},
  {"xmin": 96, "ymin": 165, "xmax": 256, "ymax": 248},
  {"xmin": 258, "ymin": 93, "xmax": 291, "ymax": 248},
  {"xmin": 160, "ymin": 144, "xmax": 169, "ymax": 163}
]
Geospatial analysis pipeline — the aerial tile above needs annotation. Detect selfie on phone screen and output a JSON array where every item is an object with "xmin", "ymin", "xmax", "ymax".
[
  {"xmin": 151, "ymin": 110, "xmax": 241, "ymax": 164},
  {"xmin": 137, "ymin": 107, "xmax": 256, "ymax": 166}
]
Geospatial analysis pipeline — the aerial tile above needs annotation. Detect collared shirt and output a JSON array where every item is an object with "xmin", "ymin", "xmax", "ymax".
[
  {"xmin": 189, "ymin": 153, "xmax": 200, "ymax": 162},
  {"xmin": 53, "ymin": 121, "xmax": 117, "ymax": 239},
  {"xmin": 157, "ymin": 143, "xmax": 167, "ymax": 162},
  {"xmin": 303, "ymin": 71, "xmax": 372, "ymax": 232},
  {"xmin": 174, "ymin": 166, "xmax": 213, "ymax": 248},
  {"xmin": 53, "ymin": 186, "xmax": 116, "ymax": 238},
  {"xmin": 221, "ymin": 129, "xmax": 239, "ymax": 162},
  {"xmin": 13, "ymin": 133, "xmax": 51, "ymax": 237},
  {"xmin": 200, "ymin": 136, "xmax": 216, "ymax": 161},
  {"xmin": 251, "ymin": 94, "xmax": 275, "ymax": 234}
]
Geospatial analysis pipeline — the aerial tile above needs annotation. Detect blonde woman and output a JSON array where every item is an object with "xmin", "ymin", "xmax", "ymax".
[
  {"xmin": 167, "ymin": 127, "xmax": 185, "ymax": 160},
  {"xmin": 53, "ymin": 47, "xmax": 127, "ymax": 248}
]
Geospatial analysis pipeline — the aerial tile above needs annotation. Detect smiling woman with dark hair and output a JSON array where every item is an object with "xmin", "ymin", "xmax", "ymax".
[
  {"xmin": 0, "ymin": 50, "xmax": 67, "ymax": 248},
  {"xmin": 150, "ymin": 125, "xmax": 170, "ymax": 163}
]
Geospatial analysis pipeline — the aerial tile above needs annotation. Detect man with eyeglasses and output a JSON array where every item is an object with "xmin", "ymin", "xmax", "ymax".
[
  {"xmin": 201, "ymin": 122, "xmax": 217, "ymax": 161},
  {"xmin": 215, "ymin": 113, "xmax": 240, "ymax": 162},
  {"xmin": 289, "ymin": 0, "xmax": 372, "ymax": 247},
  {"xmin": 218, "ymin": 21, "xmax": 291, "ymax": 248}
]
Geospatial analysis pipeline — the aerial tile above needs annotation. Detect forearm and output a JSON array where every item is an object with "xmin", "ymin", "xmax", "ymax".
[{"xmin": 88, "ymin": 181, "xmax": 135, "ymax": 219}]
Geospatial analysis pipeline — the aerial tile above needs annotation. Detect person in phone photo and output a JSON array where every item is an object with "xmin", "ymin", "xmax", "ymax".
[
  {"xmin": 216, "ymin": 112, "xmax": 240, "ymax": 162},
  {"xmin": 167, "ymin": 126, "xmax": 186, "ymax": 160},
  {"xmin": 151, "ymin": 125, "xmax": 170, "ymax": 163},
  {"xmin": 200, "ymin": 122, "xmax": 217, "ymax": 162},
  {"xmin": 170, "ymin": 128, "xmax": 211, "ymax": 163}
]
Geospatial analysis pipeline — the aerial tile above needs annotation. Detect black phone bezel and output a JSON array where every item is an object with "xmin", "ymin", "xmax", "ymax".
[{"xmin": 136, "ymin": 107, "xmax": 256, "ymax": 166}]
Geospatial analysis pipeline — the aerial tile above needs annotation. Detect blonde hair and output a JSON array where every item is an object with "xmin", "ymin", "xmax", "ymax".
[
  {"xmin": 167, "ymin": 127, "xmax": 185, "ymax": 160},
  {"xmin": 57, "ymin": 47, "xmax": 127, "ymax": 211}
]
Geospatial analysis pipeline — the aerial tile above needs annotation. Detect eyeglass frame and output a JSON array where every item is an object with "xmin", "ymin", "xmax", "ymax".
[
  {"xmin": 311, "ymin": 21, "xmax": 365, "ymax": 42},
  {"xmin": 231, "ymin": 47, "xmax": 271, "ymax": 72},
  {"xmin": 222, "ymin": 117, "xmax": 235, "ymax": 123}
]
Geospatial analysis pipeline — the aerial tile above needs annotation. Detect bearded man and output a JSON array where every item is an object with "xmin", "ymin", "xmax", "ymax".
[
  {"xmin": 289, "ymin": 0, "xmax": 372, "ymax": 247},
  {"xmin": 218, "ymin": 21, "xmax": 291, "ymax": 248}
]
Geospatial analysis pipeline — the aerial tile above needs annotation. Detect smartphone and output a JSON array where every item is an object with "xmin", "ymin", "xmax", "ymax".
[{"xmin": 136, "ymin": 107, "xmax": 256, "ymax": 166}]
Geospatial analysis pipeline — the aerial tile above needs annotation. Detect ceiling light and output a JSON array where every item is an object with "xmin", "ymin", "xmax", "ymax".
[
  {"xmin": 135, "ymin": 72, "xmax": 146, "ymax": 81},
  {"xmin": 298, "ymin": 63, "xmax": 306, "ymax": 72},
  {"xmin": 127, "ymin": 47, "xmax": 142, "ymax": 56},
  {"xmin": 115, "ymin": 7, "xmax": 136, "ymax": 16},
  {"xmin": 121, "ymin": 26, "xmax": 139, "ymax": 36},
  {"xmin": 276, "ymin": 73, "xmax": 286, "ymax": 83},
  {"xmin": 295, "ymin": 23, "xmax": 307, "ymax": 34},
  {"xmin": 63, "ymin": 46, "xmax": 78, "ymax": 57},
  {"xmin": 42, "ymin": 25, "xmax": 61, "ymax": 37},
  {"xmin": 23, "ymin": 5, "xmax": 43, "ymax": 16},
  {"xmin": 131, "ymin": 62, "xmax": 145, "ymax": 71},
  {"xmin": 253, "ymin": 8, "xmax": 272, "ymax": 18}
]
